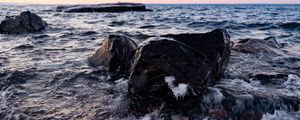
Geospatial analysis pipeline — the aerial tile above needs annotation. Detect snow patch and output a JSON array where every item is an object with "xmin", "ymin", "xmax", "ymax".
[{"xmin": 165, "ymin": 76, "xmax": 188, "ymax": 99}]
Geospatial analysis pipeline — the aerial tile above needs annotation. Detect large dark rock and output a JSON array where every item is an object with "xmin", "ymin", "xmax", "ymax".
[
  {"xmin": 129, "ymin": 39, "xmax": 212, "ymax": 98},
  {"xmin": 0, "ymin": 11, "xmax": 47, "ymax": 34},
  {"xmin": 88, "ymin": 34, "xmax": 137, "ymax": 79},
  {"xmin": 129, "ymin": 29, "xmax": 231, "ymax": 98},
  {"xmin": 162, "ymin": 29, "xmax": 231, "ymax": 79},
  {"xmin": 57, "ymin": 3, "xmax": 152, "ymax": 13}
]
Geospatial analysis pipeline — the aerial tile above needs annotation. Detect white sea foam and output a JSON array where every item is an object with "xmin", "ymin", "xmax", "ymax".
[
  {"xmin": 262, "ymin": 110, "xmax": 300, "ymax": 120},
  {"xmin": 284, "ymin": 74, "xmax": 300, "ymax": 87},
  {"xmin": 113, "ymin": 78, "xmax": 128, "ymax": 92},
  {"xmin": 203, "ymin": 87, "xmax": 224, "ymax": 104},
  {"xmin": 141, "ymin": 110, "xmax": 160, "ymax": 120},
  {"xmin": 165, "ymin": 76, "xmax": 188, "ymax": 99},
  {"xmin": 0, "ymin": 16, "xmax": 5, "ymax": 22}
]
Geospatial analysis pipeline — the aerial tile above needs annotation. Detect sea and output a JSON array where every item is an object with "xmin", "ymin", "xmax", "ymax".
[{"xmin": 0, "ymin": 4, "xmax": 300, "ymax": 119}]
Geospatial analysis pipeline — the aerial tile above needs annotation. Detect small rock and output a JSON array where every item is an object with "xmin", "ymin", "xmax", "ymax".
[
  {"xmin": 88, "ymin": 34, "xmax": 137, "ymax": 79},
  {"xmin": 0, "ymin": 11, "xmax": 47, "ymax": 34}
]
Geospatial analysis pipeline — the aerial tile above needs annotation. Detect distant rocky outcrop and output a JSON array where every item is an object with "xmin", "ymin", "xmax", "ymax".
[
  {"xmin": 88, "ymin": 35, "xmax": 137, "ymax": 79},
  {"xmin": 57, "ymin": 3, "xmax": 152, "ymax": 13},
  {"xmin": 0, "ymin": 11, "xmax": 47, "ymax": 34}
]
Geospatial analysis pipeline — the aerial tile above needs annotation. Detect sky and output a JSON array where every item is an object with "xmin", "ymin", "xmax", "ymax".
[{"xmin": 1, "ymin": 0, "xmax": 300, "ymax": 4}]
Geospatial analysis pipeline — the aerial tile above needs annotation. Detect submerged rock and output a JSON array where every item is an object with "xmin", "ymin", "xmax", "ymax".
[
  {"xmin": 232, "ymin": 37, "xmax": 281, "ymax": 54},
  {"xmin": 129, "ymin": 29, "xmax": 231, "ymax": 99},
  {"xmin": 56, "ymin": 3, "xmax": 152, "ymax": 13},
  {"xmin": 88, "ymin": 34, "xmax": 137, "ymax": 79},
  {"xmin": 251, "ymin": 72, "xmax": 288, "ymax": 80},
  {"xmin": 0, "ymin": 11, "xmax": 47, "ymax": 34},
  {"xmin": 0, "ymin": 70, "xmax": 36, "ymax": 90}
]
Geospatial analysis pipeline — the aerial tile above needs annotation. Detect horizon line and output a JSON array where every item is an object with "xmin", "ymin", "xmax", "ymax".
[{"xmin": 1, "ymin": 2, "xmax": 300, "ymax": 5}]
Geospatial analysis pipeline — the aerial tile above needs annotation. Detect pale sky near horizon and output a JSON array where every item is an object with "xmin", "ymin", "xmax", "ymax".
[{"xmin": 1, "ymin": 0, "xmax": 300, "ymax": 4}]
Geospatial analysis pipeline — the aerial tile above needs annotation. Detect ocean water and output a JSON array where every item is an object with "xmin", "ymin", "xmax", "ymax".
[{"xmin": 0, "ymin": 4, "xmax": 300, "ymax": 119}]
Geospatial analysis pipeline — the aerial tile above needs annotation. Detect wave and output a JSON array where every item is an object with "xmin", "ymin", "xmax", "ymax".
[
  {"xmin": 188, "ymin": 21, "xmax": 228, "ymax": 27},
  {"xmin": 188, "ymin": 21, "xmax": 275, "ymax": 30},
  {"xmin": 279, "ymin": 22, "xmax": 300, "ymax": 29},
  {"xmin": 189, "ymin": 21, "xmax": 300, "ymax": 31}
]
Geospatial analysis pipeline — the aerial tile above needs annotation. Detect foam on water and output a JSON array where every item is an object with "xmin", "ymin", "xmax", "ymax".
[
  {"xmin": 262, "ymin": 110, "xmax": 300, "ymax": 120},
  {"xmin": 113, "ymin": 78, "xmax": 128, "ymax": 93},
  {"xmin": 203, "ymin": 87, "xmax": 224, "ymax": 104},
  {"xmin": 0, "ymin": 16, "xmax": 5, "ymax": 22},
  {"xmin": 284, "ymin": 74, "xmax": 300, "ymax": 87}
]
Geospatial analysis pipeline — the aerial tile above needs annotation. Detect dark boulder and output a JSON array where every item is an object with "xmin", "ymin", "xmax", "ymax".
[
  {"xmin": 88, "ymin": 34, "xmax": 137, "ymax": 79},
  {"xmin": 129, "ymin": 29, "xmax": 231, "ymax": 98},
  {"xmin": 0, "ymin": 11, "xmax": 47, "ymax": 34},
  {"xmin": 128, "ymin": 39, "xmax": 212, "ymax": 98},
  {"xmin": 162, "ymin": 29, "xmax": 231, "ymax": 79},
  {"xmin": 232, "ymin": 37, "xmax": 281, "ymax": 54},
  {"xmin": 57, "ymin": 3, "xmax": 152, "ymax": 13}
]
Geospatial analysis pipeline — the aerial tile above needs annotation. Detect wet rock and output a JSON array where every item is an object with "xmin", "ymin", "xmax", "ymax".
[
  {"xmin": 129, "ymin": 28, "xmax": 231, "ymax": 99},
  {"xmin": 250, "ymin": 72, "xmax": 289, "ymax": 85},
  {"xmin": 233, "ymin": 37, "xmax": 281, "ymax": 54},
  {"xmin": 57, "ymin": 3, "xmax": 152, "ymax": 13},
  {"xmin": 128, "ymin": 39, "xmax": 211, "ymax": 97},
  {"xmin": 251, "ymin": 72, "xmax": 288, "ymax": 80},
  {"xmin": 88, "ymin": 34, "xmax": 137, "ymax": 79},
  {"xmin": 162, "ymin": 29, "xmax": 231, "ymax": 79},
  {"xmin": 0, "ymin": 11, "xmax": 47, "ymax": 34}
]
